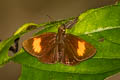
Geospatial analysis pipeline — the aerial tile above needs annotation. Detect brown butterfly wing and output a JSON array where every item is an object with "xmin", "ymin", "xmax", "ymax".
[
  {"xmin": 60, "ymin": 42, "xmax": 79, "ymax": 65},
  {"xmin": 22, "ymin": 32, "xmax": 58, "ymax": 64},
  {"xmin": 61, "ymin": 34, "xmax": 96, "ymax": 65}
]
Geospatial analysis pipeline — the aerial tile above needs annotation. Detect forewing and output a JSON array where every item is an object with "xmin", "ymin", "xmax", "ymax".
[
  {"xmin": 61, "ymin": 34, "xmax": 96, "ymax": 65},
  {"xmin": 22, "ymin": 32, "xmax": 57, "ymax": 64}
]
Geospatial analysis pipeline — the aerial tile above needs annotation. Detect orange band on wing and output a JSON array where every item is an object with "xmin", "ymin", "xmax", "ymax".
[
  {"xmin": 77, "ymin": 41, "xmax": 85, "ymax": 56},
  {"xmin": 32, "ymin": 38, "xmax": 42, "ymax": 53}
]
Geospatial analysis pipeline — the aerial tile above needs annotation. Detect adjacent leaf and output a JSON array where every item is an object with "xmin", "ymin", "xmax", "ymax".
[{"xmin": 0, "ymin": 23, "xmax": 39, "ymax": 66}]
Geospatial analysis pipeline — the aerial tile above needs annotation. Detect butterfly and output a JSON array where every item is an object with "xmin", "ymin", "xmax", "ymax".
[{"xmin": 22, "ymin": 17, "xmax": 96, "ymax": 66}]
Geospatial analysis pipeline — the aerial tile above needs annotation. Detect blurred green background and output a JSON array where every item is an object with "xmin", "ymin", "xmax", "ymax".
[{"xmin": 0, "ymin": 0, "xmax": 119, "ymax": 80}]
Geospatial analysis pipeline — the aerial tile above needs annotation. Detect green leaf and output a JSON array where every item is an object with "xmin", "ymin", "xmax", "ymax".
[
  {"xmin": 69, "ymin": 5, "xmax": 120, "ymax": 35},
  {"xmin": 0, "ymin": 23, "xmax": 39, "ymax": 66},
  {"xmin": 19, "ymin": 65, "xmax": 120, "ymax": 80}
]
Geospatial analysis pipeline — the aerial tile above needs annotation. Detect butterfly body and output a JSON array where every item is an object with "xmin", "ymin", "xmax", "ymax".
[{"xmin": 23, "ymin": 18, "xmax": 96, "ymax": 66}]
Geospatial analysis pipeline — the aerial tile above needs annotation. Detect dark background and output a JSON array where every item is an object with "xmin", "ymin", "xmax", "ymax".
[{"xmin": 0, "ymin": 0, "xmax": 119, "ymax": 80}]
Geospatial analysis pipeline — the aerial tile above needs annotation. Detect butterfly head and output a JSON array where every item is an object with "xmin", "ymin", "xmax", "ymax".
[{"xmin": 58, "ymin": 25, "xmax": 66, "ymax": 35}]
